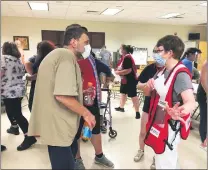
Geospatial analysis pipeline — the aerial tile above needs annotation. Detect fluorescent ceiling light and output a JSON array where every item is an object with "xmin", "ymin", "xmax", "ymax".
[
  {"xmin": 28, "ymin": 2, "xmax": 49, "ymax": 11},
  {"xmin": 199, "ymin": 2, "xmax": 207, "ymax": 6},
  {"xmin": 101, "ymin": 8, "xmax": 122, "ymax": 16},
  {"xmin": 159, "ymin": 13, "xmax": 183, "ymax": 19}
]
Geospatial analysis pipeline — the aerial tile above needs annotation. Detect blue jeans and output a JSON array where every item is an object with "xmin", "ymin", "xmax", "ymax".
[{"xmin": 48, "ymin": 145, "xmax": 75, "ymax": 170}]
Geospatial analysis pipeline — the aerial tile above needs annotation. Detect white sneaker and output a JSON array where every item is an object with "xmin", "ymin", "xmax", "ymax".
[
  {"xmin": 150, "ymin": 157, "xmax": 156, "ymax": 169},
  {"xmin": 200, "ymin": 143, "xmax": 207, "ymax": 152},
  {"xmin": 134, "ymin": 149, "xmax": 144, "ymax": 162}
]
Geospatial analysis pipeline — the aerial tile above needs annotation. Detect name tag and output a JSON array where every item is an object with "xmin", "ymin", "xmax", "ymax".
[
  {"xmin": 185, "ymin": 116, "xmax": 191, "ymax": 131},
  {"xmin": 150, "ymin": 126, "xmax": 160, "ymax": 138},
  {"xmin": 158, "ymin": 100, "xmax": 168, "ymax": 109}
]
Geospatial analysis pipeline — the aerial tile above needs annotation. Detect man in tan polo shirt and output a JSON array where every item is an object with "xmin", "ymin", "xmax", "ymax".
[{"xmin": 28, "ymin": 26, "xmax": 96, "ymax": 170}]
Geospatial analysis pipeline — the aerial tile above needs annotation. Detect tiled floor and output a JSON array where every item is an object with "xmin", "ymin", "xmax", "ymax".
[{"xmin": 1, "ymin": 93, "xmax": 207, "ymax": 169}]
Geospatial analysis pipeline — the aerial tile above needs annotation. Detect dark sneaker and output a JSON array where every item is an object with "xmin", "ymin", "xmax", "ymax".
[
  {"xmin": 115, "ymin": 107, "xmax": 125, "ymax": 112},
  {"xmin": 7, "ymin": 126, "xmax": 20, "ymax": 135},
  {"xmin": 17, "ymin": 136, "xmax": 37, "ymax": 151},
  {"xmin": 75, "ymin": 158, "xmax": 85, "ymax": 169},
  {"xmin": 135, "ymin": 112, "xmax": 141, "ymax": 119},
  {"xmin": 94, "ymin": 155, "xmax": 114, "ymax": 168},
  {"xmin": 1, "ymin": 145, "xmax": 7, "ymax": 152},
  {"xmin": 101, "ymin": 126, "xmax": 107, "ymax": 134}
]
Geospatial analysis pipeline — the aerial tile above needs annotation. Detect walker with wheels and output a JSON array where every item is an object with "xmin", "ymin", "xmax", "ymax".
[{"xmin": 100, "ymin": 88, "xmax": 117, "ymax": 138}]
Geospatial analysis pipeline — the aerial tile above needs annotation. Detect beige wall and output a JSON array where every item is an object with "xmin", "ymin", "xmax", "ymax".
[{"xmin": 1, "ymin": 16, "xmax": 206, "ymax": 59}]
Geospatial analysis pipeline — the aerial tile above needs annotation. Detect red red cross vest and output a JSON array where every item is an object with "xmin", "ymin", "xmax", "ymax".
[
  {"xmin": 144, "ymin": 63, "xmax": 192, "ymax": 154},
  {"xmin": 78, "ymin": 58, "xmax": 96, "ymax": 106}
]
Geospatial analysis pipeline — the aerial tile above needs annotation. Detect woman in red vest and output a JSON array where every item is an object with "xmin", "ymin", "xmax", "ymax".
[
  {"xmin": 115, "ymin": 45, "xmax": 140, "ymax": 119},
  {"xmin": 142, "ymin": 35, "xmax": 196, "ymax": 169}
]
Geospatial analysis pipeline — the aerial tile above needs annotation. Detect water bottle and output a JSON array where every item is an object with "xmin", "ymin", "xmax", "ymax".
[
  {"xmin": 82, "ymin": 122, "xmax": 92, "ymax": 140},
  {"xmin": 83, "ymin": 82, "xmax": 95, "ymax": 106}
]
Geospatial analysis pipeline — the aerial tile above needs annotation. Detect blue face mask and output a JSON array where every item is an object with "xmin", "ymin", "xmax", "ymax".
[{"xmin": 153, "ymin": 53, "xmax": 166, "ymax": 67}]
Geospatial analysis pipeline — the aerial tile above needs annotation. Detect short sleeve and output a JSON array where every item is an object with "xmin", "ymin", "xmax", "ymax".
[
  {"xmin": 1, "ymin": 56, "xmax": 6, "ymax": 70},
  {"xmin": 28, "ymin": 56, "xmax": 36, "ymax": 63},
  {"xmin": 53, "ymin": 55, "xmax": 78, "ymax": 96},
  {"xmin": 174, "ymin": 72, "xmax": 193, "ymax": 95},
  {"xmin": 96, "ymin": 59, "xmax": 111, "ymax": 77},
  {"xmin": 123, "ymin": 57, "xmax": 132, "ymax": 69},
  {"xmin": 138, "ymin": 64, "xmax": 154, "ymax": 83}
]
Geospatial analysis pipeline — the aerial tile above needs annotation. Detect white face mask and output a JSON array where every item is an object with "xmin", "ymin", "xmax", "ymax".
[{"xmin": 82, "ymin": 44, "xmax": 91, "ymax": 59}]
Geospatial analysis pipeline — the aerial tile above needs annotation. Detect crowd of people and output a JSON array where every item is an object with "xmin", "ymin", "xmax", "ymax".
[{"xmin": 1, "ymin": 24, "xmax": 207, "ymax": 170}]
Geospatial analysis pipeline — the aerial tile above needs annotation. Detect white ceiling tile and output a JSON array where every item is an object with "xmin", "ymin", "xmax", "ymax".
[
  {"xmin": 32, "ymin": 11, "xmax": 50, "ymax": 17},
  {"xmin": 49, "ymin": 1, "xmax": 71, "ymax": 5},
  {"xmin": 29, "ymin": 1, "xmax": 48, "ymax": 3},
  {"xmin": 9, "ymin": 4, "xmax": 31, "ymax": 11},
  {"xmin": 49, "ymin": 3, "xmax": 69, "ymax": 9},
  {"xmin": 70, "ymin": 1, "xmax": 93, "ymax": 7},
  {"xmin": 49, "ymin": 4, "xmax": 69, "ymax": 13},
  {"xmin": 2, "ymin": 1, "xmax": 28, "ymax": 6},
  {"xmin": 87, "ymin": 2, "xmax": 111, "ymax": 12},
  {"xmin": 66, "ymin": 6, "xmax": 87, "ymax": 17}
]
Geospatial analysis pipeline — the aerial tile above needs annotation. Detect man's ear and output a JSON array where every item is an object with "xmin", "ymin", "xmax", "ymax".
[{"xmin": 70, "ymin": 38, "xmax": 77, "ymax": 48}]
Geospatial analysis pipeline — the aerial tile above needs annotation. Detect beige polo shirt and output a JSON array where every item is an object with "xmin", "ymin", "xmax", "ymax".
[{"xmin": 28, "ymin": 48, "xmax": 82, "ymax": 146}]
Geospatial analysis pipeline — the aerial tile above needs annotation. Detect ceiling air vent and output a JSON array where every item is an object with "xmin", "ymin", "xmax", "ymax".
[
  {"xmin": 86, "ymin": 10, "xmax": 100, "ymax": 15},
  {"xmin": 171, "ymin": 16, "xmax": 184, "ymax": 19}
]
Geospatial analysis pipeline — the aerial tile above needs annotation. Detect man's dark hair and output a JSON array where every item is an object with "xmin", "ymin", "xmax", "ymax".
[
  {"xmin": 63, "ymin": 24, "xmax": 88, "ymax": 46},
  {"xmin": 65, "ymin": 24, "xmax": 82, "ymax": 30},
  {"xmin": 123, "ymin": 45, "xmax": 134, "ymax": 54},
  {"xmin": 2, "ymin": 42, "xmax": 21, "ymax": 58},
  {"xmin": 81, "ymin": 26, "xmax": 88, "ymax": 32},
  {"xmin": 182, "ymin": 47, "xmax": 202, "ymax": 59},
  {"xmin": 156, "ymin": 35, "xmax": 185, "ymax": 60}
]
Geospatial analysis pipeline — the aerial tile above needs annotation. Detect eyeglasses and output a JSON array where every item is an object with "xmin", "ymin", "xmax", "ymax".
[{"xmin": 153, "ymin": 49, "xmax": 164, "ymax": 53}]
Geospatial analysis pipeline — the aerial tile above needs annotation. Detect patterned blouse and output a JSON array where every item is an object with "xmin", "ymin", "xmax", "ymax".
[{"xmin": 1, "ymin": 55, "xmax": 26, "ymax": 99}]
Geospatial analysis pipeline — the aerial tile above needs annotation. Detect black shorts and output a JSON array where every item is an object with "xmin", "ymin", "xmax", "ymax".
[
  {"xmin": 120, "ymin": 83, "xmax": 137, "ymax": 98},
  {"xmin": 75, "ymin": 105, "xmax": 100, "ymax": 140},
  {"xmin": 142, "ymin": 96, "xmax": 151, "ymax": 113}
]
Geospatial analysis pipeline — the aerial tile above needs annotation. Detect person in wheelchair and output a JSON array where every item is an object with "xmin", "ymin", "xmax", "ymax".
[{"xmin": 71, "ymin": 25, "xmax": 114, "ymax": 169}]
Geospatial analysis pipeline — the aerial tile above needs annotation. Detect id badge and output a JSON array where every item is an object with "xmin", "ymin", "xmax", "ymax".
[{"xmin": 158, "ymin": 99, "xmax": 168, "ymax": 109}]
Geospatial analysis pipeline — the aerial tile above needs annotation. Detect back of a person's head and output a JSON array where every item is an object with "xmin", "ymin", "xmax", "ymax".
[
  {"xmin": 14, "ymin": 40, "xmax": 22, "ymax": 48},
  {"xmin": 63, "ymin": 24, "xmax": 88, "ymax": 46},
  {"xmin": 123, "ymin": 45, "xmax": 134, "ymax": 54},
  {"xmin": 183, "ymin": 48, "xmax": 202, "ymax": 58},
  {"xmin": 2, "ymin": 41, "xmax": 21, "ymax": 59},
  {"xmin": 38, "ymin": 41, "xmax": 55, "ymax": 59},
  {"xmin": 156, "ymin": 35, "xmax": 185, "ymax": 60}
]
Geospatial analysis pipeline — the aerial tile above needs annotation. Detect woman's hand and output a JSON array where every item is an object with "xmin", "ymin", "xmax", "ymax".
[
  {"xmin": 166, "ymin": 102, "xmax": 186, "ymax": 124},
  {"xmin": 146, "ymin": 78, "xmax": 155, "ymax": 90},
  {"xmin": 142, "ymin": 78, "xmax": 155, "ymax": 96}
]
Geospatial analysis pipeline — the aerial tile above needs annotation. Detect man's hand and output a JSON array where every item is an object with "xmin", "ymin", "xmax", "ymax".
[{"xmin": 83, "ymin": 112, "xmax": 96, "ymax": 130}]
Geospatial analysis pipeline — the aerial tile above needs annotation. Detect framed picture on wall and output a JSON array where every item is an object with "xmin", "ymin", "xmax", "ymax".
[{"xmin": 13, "ymin": 36, "xmax": 29, "ymax": 50}]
